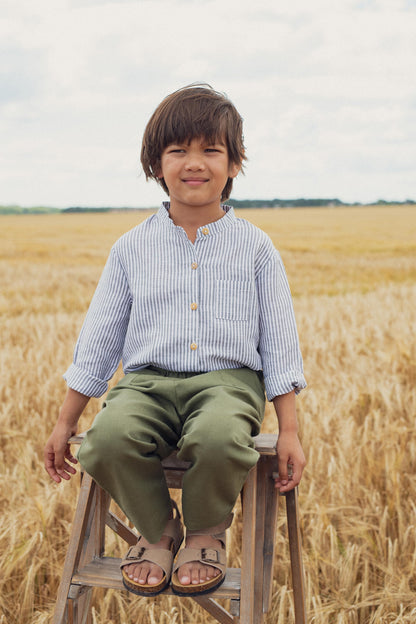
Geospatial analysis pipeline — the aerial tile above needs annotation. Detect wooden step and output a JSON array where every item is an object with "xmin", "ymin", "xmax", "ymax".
[
  {"xmin": 72, "ymin": 557, "xmax": 241, "ymax": 599},
  {"xmin": 69, "ymin": 432, "xmax": 278, "ymax": 456}
]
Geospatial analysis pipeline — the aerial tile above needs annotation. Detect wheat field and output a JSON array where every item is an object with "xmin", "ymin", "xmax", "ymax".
[{"xmin": 1, "ymin": 205, "xmax": 415, "ymax": 623}]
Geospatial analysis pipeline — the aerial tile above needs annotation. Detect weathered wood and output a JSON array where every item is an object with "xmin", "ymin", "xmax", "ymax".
[
  {"xmin": 286, "ymin": 488, "xmax": 307, "ymax": 624},
  {"xmin": 72, "ymin": 557, "xmax": 241, "ymax": 598},
  {"xmin": 69, "ymin": 432, "xmax": 278, "ymax": 456},
  {"xmin": 105, "ymin": 510, "xmax": 137, "ymax": 546},
  {"xmin": 253, "ymin": 457, "xmax": 266, "ymax": 621},
  {"xmin": 194, "ymin": 596, "xmax": 237, "ymax": 624},
  {"xmin": 230, "ymin": 599, "xmax": 240, "ymax": 617},
  {"xmin": 53, "ymin": 474, "xmax": 97, "ymax": 624},
  {"xmin": 261, "ymin": 454, "xmax": 279, "ymax": 612},
  {"xmin": 240, "ymin": 465, "xmax": 257, "ymax": 624},
  {"xmin": 252, "ymin": 433, "xmax": 278, "ymax": 455},
  {"xmin": 67, "ymin": 586, "xmax": 93, "ymax": 624}
]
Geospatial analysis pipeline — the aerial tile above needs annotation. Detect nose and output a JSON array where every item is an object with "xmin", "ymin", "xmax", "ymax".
[{"xmin": 184, "ymin": 150, "xmax": 204, "ymax": 171}]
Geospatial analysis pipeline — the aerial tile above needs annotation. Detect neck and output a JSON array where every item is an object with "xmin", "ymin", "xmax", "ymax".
[{"xmin": 168, "ymin": 201, "xmax": 225, "ymax": 241}]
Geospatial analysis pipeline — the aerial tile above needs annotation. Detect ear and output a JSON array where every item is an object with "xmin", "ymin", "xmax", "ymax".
[
  {"xmin": 228, "ymin": 162, "xmax": 241, "ymax": 179},
  {"xmin": 153, "ymin": 160, "xmax": 163, "ymax": 179}
]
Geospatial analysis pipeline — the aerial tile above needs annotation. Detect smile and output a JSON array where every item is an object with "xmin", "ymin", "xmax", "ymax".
[{"xmin": 182, "ymin": 178, "xmax": 208, "ymax": 186}]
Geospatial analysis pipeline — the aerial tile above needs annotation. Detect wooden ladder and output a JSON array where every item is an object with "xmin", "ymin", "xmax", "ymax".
[{"xmin": 53, "ymin": 433, "xmax": 307, "ymax": 624}]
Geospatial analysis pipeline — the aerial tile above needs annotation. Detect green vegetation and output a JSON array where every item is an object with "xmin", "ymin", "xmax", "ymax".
[
  {"xmin": 1, "ymin": 198, "xmax": 414, "ymax": 215},
  {"xmin": 228, "ymin": 198, "xmax": 416, "ymax": 208},
  {"xmin": 0, "ymin": 205, "xmax": 60, "ymax": 215}
]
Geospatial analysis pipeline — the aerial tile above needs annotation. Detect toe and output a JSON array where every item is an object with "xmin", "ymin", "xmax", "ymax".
[
  {"xmin": 138, "ymin": 564, "xmax": 151, "ymax": 584},
  {"xmin": 191, "ymin": 566, "xmax": 201, "ymax": 585},
  {"xmin": 180, "ymin": 565, "xmax": 191, "ymax": 585},
  {"xmin": 148, "ymin": 563, "xmax": 164, "ymax": 585},
  {"xmin": 207, "ymin": 565, "xmax": 220, "ymax": 580},
  {"xmin": 126, "ymin": 563, "xmax": 138, "ymax": 580}
]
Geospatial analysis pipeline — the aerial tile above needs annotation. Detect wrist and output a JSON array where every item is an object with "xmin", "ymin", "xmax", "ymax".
[
  {"xmin": 278, "ymin": 426, "xmax": 299, "ymax": 436},
  {"xmin": 273, "ymin": 390, "xmax": 298, "ymax": 434},
  {"xmin": 57, "ymin": 410, "xmax": 80, "ymax": 428}
]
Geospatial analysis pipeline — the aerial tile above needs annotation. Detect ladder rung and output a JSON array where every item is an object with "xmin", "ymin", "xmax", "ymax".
[{"xmin": 72, "ymin": 557, "xmax": 241, "ymax": 599}]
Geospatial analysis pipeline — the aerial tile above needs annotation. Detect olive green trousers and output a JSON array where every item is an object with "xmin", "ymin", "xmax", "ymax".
[{"xmin": 78, "ymin": 367, "xmax": 265, "ymax": 543}]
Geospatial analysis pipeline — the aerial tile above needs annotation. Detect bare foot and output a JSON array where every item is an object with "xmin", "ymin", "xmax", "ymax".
[
  {"xmin": 124, "ymin": 533, "xmax": 173, "ymax": 586},
  {"xmin": 177, "ymin": 533, "xmax": 222, "ymax": 586}
]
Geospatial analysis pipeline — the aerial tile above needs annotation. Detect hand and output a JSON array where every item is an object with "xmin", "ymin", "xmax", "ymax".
[
  {"xmin": 44, "ymin": 388, "xmax": 89, "ymax": 483},
  {"xmin": 274, "ymin": 430, "xmax": 306, "ymax": 493},
  {"xmin": 44, "ymin": 421, "xmax": 78, "ymax": 483}
]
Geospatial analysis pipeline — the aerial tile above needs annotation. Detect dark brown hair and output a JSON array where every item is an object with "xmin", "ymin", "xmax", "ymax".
[{"xmin": 141, "ymin": 84, "xmax": 246, "ymax": 201}]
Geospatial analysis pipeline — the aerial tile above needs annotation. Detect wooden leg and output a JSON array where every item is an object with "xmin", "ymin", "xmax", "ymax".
[
  {"xmin": 260, "ymin": 455, "xmax": 279, "ymax": 614},
  {"xmin": 252, "ymin": 457, "xmax": 267, "ymax": 622},
  {"xmin": 53, "ymin": 473, "xmax": 110, "ymax": 624},
  {"xmin": 240, "ymin": 465, "xmax": 257, "ymax": 624},
  {"xmin": 285, "ymin": 488, "xmax": 307, "ymax": 624},
  {"xmin": 67, "ymin": 585, "xmax": 93, "ymax": 624}
]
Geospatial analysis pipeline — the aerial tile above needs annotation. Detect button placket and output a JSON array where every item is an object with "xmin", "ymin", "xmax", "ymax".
[{"xmin": 189, "ymin": 250, "xmax": 200, "ymax": 360}]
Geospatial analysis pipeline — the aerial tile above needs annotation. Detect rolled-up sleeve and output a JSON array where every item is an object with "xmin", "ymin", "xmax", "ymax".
[
  {"xmin": 63, "ymin": 245, "xmax": 132, "ymax": 397},
  {"xmin": 257, "ymin": 249, "xmax": 307, "ymax": 401}
]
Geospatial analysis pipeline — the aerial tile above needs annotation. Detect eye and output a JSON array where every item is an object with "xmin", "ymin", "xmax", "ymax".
[{"xmin": 205, "ymin": 147, "xmax": 221, "ymax": 153}]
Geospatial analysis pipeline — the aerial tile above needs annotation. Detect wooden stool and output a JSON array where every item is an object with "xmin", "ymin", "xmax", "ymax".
[{"xmin": 53, "ymin": 433, "xmax": 307, "ymax": 624}]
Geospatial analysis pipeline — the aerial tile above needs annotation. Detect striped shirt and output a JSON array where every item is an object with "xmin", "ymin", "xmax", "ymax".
[{"xmin": 64, "ymin": 203, "xmax": 306, "ymax": 401}]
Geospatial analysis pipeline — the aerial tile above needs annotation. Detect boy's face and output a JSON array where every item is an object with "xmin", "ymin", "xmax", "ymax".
[{"xmin": 158, "ymin": 137, "xmax": 240, "ymax": 212}]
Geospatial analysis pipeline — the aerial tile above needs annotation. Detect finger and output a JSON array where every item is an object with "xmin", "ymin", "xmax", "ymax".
[
  {"xmin": 277, "ymin": 479, "xmax": 296, "ymax": 492},
  {"xmin": 62, "ymin": 460, "xmax": 77, "ymax": 474},
  {"xmin": 56, "ymin": 460, "xmax": 77, "ymax": 479},
  {"xmin": 291, "ymin": 462, "xmax": 303, "ymax": 487},
  {"xmin": 277, "ymin": 463, "xmax": 303, "ymax": 492},
  {"xmin": 64, "ymin": 447, "xmax": 78, "ymax": 464},
  {"xmin": 278, "ymin": 456, "xmax": 289, "ymax": 485},
  {"xmin": 45, "ymin": 446, "xmax": 77, "ymax": 481},
  {"xmin": 44, "ymin": 452, "xmax": 62, "ymax": 483}
]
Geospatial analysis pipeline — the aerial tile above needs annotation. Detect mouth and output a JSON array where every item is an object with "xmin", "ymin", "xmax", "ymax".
[{"xmin": 182, "ymin": 178, "xmax": 208, "ymax": 186}]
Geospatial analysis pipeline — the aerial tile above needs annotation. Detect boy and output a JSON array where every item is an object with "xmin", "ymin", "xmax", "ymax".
[{"xmin": 44, "ymin": 84, "xmax": 306, "ymax": 597}]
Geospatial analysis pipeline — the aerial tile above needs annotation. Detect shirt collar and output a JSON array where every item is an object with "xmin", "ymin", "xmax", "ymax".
[{"xmin": 157, "ymin": 201, "xmax": 236, "ymax": 236}]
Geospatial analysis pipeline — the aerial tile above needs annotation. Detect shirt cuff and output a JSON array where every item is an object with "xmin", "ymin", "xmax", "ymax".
[
  {"xmin": 63, "ymin": 364, "xmax": 109, "ymax": 398},
  {"xmin": 264, "ymin": 371, "xmax": 307, "ymax": 401}
]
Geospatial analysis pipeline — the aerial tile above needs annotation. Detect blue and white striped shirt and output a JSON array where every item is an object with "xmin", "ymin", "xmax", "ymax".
[{"xmin": 64, "ymin": 203, "xmax": 306, "ymax": 401}]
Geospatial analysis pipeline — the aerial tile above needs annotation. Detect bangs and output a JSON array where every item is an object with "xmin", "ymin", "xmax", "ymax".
[{"xmin": 157, "ymin": 96, "xmax": 231, "ymax": 149}]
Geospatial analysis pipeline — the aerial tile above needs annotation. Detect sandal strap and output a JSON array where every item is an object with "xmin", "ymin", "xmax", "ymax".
[
  {"xmin": 120, "ymin": 543, "xmax": 174, "ymax": 576},
  {"xmin": 173, "ymin": 546, "xmax": 226, "ymax": 574}
]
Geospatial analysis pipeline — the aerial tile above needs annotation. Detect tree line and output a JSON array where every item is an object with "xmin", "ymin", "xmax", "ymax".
[{"xmin": 0, "ymin": 198, "xmax": 414, "ymax": 215}]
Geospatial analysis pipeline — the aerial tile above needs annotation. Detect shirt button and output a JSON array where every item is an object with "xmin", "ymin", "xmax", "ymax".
[
  {"xmin": 191, "ymin": 262, "xmax": 198, "ymax": 270},
  {"xmin": 201, "ymin": 227, "xmax": 209, "ymax": 235},
  {"xmin": 190, "ymin": 302, "xmax": 198, "ymax": 310},
  {"xmin": 190, "ymin": 343, "xmax": 198, "ymax": 350}
]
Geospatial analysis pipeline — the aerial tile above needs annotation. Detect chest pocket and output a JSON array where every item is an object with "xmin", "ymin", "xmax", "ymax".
[{"xmin": 215, "ymin": 279, "xmax": 252, "ymax": 321}]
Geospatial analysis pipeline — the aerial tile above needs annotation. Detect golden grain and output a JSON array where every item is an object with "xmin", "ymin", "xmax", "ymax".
[{"xmin": 1, "ymin": 206, "xmax": 415, "ymax": 622}]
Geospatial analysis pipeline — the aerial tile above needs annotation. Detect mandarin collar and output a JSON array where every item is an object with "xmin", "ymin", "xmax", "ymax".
[{"xmin": 157, "ymin": 201, "xmax": 236, "ymax": 236}]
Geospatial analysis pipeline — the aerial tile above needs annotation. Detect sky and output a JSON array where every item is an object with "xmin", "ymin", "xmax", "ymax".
[{"xmin": 1, "ymin": 0, "xmax": 415, "ymax": 208}]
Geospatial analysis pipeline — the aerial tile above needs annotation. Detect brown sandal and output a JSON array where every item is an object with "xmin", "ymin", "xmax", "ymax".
[
  {"xmin": 120, "ymin": 500, "xmax": 183, "ymax": 596},
  {"xmin": 171, "ymin": 513, "xmax": 233, "ymax": 596}
]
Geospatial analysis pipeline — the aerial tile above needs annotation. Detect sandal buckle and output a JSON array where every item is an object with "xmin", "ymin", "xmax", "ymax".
[
  {"xmin": 127, "ymin": 546, "xmax": 146, "ymax": 560},
  {"xmin": 201, "ymin": 548, "xmax": 219, "ymax": 564}
]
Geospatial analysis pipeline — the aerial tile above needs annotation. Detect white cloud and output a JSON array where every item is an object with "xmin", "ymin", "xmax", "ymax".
[{"xmin": 0, "ymin": 0, "xmax": 415, "ymax": 206}]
